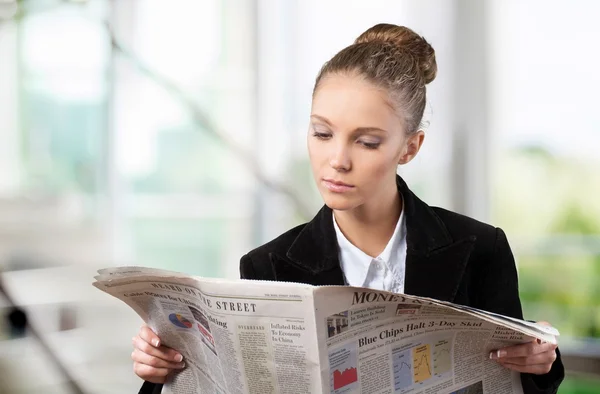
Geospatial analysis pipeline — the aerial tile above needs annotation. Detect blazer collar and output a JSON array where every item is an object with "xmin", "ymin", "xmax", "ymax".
[
  {"xmin": 281, "ymin": 175, "xmax": 474, "ymax": 301},
  {"xmin": 286, "ymin": 176, "xmax": 452, "ymax": 269},
  {"xmin": 285, "ymin": 204, "xmax": 339, "ymax": 274}
]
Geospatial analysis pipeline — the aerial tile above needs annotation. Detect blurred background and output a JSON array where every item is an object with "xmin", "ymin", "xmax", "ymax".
[{"xmin": 0, "ymin": 0, "xmax": 598, "ymax": 392}]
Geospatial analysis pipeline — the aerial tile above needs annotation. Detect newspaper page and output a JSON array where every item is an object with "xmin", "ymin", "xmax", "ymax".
[
  {"xmin": 94, "ymin": 272, "xmax": 322, "ymax": 394},
  {"xmin": 312, "ymin": 286, "xmax": 555, "ymax": 394},
  {"xmin": 93, "ymin": 268, "xmax": 558, "ymax": 394}
]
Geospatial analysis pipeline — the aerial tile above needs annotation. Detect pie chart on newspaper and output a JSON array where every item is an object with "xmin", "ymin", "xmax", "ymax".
[{"xmin": 169, "ymin": 313, "xmax": 193, "ymax": 329}]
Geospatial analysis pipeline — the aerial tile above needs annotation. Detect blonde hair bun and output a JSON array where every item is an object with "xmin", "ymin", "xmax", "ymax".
[{"xmin": 355, "ymin": 23, "xmax": 437, "ymax": 85}]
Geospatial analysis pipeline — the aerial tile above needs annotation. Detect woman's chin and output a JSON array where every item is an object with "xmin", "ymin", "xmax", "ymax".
[{"xmin": 322, "ymin": 194, "xmax": 358, "ymax": 211}]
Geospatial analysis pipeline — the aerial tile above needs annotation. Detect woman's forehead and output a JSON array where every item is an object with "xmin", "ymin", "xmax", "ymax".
[{"xmin": 312, "ymin": 75, "xmax": 400, "ymax": 130}]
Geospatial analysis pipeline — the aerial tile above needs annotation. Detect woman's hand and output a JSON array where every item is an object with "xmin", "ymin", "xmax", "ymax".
[
  {"xmin": 132, "ymin": 325, "xmax": 186, "ymax": 384},
  {"xmin": 490, "ymin": 321, "xmax": 558, "ymax": 375}
]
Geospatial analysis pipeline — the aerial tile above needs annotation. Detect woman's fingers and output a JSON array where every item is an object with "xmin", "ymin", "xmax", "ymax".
[
  {"xmin": 139, "ymin": 325, "xmax": 161, "ymax": 348},
  {"xmin": 134, "ymin": 326, "xmax": 183, "ymax": 362},
  {"xmin": 132, "ymin": 362, "xmax": 172, "ymax": 384},
  {"xmin": 490, "ymin": 341, "xmax": 557, "ymax": 359},
  {"xmin": 490, "ymin": 332, "xmax": 558, "ymax": 375},
  {"xmin": 132, "ymin": 325, "xmax": 185, "ymax": 383},
  {"xmin": 132, "ymin": 348, "xmax": 186, "ymax": 370},
  {"xmin": 495, "ymin": 350, "xmax": 557, "ymax": 366}
]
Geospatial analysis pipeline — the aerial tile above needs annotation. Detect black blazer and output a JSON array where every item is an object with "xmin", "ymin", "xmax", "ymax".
[
  {"xmin": 239, "ymin": 176, "xmax": 563, "ymax": 394},
  {"xmin": 140, "ymin": 176, "xmax": 563, "ymax": 394}
]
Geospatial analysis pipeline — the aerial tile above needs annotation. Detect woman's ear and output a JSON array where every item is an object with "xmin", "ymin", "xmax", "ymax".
[{"xmin": 398, "ymin": 131, "xmax": 425, "ymax": 165}]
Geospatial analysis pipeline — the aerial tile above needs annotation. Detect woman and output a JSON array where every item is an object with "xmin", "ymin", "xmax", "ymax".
[{"xmin": 132, "ymin": 24, "xmax": 564, "ymax": 393}]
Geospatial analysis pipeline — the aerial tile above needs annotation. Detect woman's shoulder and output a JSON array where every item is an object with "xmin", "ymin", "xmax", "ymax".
[
  {"xmin": 239, "ymin": 222, "xmax": 308, "ymax": 279},
  {"xmin": 428, "ymin": 205, "xmax": 517, "ymax": 268},
  {"xmin": 405, "ymin": 179, "xmax": 505, "ymax": 250},
  {"xmin": 429, "ymin": 205, "xmax": 507, "ymax": 252},
  {"xmin": 248, "ymin": 222, "xmax": 308, "ymax": 260}
]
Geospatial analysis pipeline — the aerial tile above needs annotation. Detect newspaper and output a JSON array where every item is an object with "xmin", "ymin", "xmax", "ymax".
[{"xmin": 93, "ymin": 267, "xmax": 559, "ymax": 394}]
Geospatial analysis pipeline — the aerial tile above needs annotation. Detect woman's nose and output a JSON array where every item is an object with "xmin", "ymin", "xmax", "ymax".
[{"xmin": 329, "ymin": 145, "xmax": 351, "ymax": 172}]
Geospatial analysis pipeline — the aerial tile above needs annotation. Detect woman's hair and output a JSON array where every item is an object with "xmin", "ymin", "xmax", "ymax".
[{"xmin": 313, "ymin": 23, "xmax": 437, "ymax": 134}]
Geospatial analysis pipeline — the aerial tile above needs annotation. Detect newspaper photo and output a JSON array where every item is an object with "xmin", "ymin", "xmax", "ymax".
[{"xmin": 93, "ymin": 266, "xmax": 559, "ymax": 394}]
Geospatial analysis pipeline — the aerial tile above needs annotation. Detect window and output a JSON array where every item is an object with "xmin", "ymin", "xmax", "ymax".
[
  {"xmin": 112, "ymin": 0, "xmax": 258, "ymax": 276},
  {"xmin": 18, "ymin": 1, "xmax": 109, "ymax": 204},
  {"xmin": 489, "ymin": 1, "xmax": 600, "ymax": 339}
]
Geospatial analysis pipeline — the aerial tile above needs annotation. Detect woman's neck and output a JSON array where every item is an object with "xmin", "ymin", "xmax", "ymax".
[{"xmin": 333, "ymin": 183, "xmax": 402, "ymax": 258}]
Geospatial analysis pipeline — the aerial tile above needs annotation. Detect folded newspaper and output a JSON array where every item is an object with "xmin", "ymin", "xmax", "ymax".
[{"xmin": 93, "ymin": 266, "xmax": 559, "ymax": 394}]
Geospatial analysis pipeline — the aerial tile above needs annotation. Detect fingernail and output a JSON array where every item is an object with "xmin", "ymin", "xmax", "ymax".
[
  {"xmin": 153, "ymin": 339, "xmax": 160, "ymax": 347},
  {"xmin": 489, "ymin": 352, "xmax": 494, "ymax": 359},
  {"xmin": 497, "ymin": 350, "xmax": 507, "ymax": 358},
  {"xmin": 178, "ymin": 362, "xmax": 186, "ymax": 369},
  {"xmin": 175, "ymin": 354, "xmax": 183, "ymax": 362}
]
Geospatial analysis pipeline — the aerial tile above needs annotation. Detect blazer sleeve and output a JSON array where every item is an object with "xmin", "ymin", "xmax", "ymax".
[
  {"xmin": 478, "ymin": 228, "xmax": 564, "ymax": 394},
  {"xmin": 240, "ymin": 253, "xmax": 257, "ymax": 279},
  {"xmin": 240, "ymin": 252, "xmax": 278, "ymax": 280},
  {"xmin": 138, "ymin": 381, "xmax": 162, "ymax": 394}
]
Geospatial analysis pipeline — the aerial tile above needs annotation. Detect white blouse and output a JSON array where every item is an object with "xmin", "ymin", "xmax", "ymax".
[{"xmin": 333, "ymin": 208, "xmax": 407, "ymax": 293}]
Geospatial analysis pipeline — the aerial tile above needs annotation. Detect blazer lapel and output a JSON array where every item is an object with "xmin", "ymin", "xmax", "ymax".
[
  {"xmin": 271, "ymin": 175, "xmax": 476, "ymax": 300},
  {"xmin": 271, "ymin": 205, "xmax": 346, "ymax": 286},
  {"xmin": 397, "ymin": 177, "xmax": 475, "ymax": 302},
  {"xmin": 404, "ymin": 241, "xmax": 475, "ymax": 301}
]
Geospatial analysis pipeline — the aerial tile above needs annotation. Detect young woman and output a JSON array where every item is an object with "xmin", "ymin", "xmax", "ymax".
[{"xmin": 132, "ymin": 24, "xmax": 564, "ymax": 394}]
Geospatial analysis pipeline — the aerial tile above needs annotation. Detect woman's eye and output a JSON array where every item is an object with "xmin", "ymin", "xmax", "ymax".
[
  {"xmin": 359, "ymin": 140, "xmax": 380, "ymax": 149},
  {"xmin": 313, "ymin": 131, "xmax": 332, "ymax": 140}
]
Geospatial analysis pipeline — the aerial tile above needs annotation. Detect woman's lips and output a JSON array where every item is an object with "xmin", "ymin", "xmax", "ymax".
[{"xmin": 322, "ymin": 179, "xmax": 354, "ymax": 193}]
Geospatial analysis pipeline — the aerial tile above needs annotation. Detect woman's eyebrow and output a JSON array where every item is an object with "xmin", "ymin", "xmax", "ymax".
[
  {"xmin": 310, "ymin": 114, "xmax": 388, "ymax": 134},
  {"xmin": 310, "ymin": 114, "xmax": 333, "ymax": 126},
  {"xmin": 353, "ymin": 127, "xmax": 388, "ymax": 134}
]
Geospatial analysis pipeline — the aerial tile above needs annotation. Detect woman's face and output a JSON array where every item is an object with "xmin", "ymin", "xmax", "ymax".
[{"xmin": 308, "ymin": 74, "xmax": 419, "ymax": 212}]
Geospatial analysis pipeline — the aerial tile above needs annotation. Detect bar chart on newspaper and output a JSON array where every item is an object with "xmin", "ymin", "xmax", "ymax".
[
  {"xmin": 392, "ymin": 336, "xmax": 453, "ymax": 393},
  {"xmin": 329, "ymin": 345, "xmax": 359, "ymax": 393}
]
